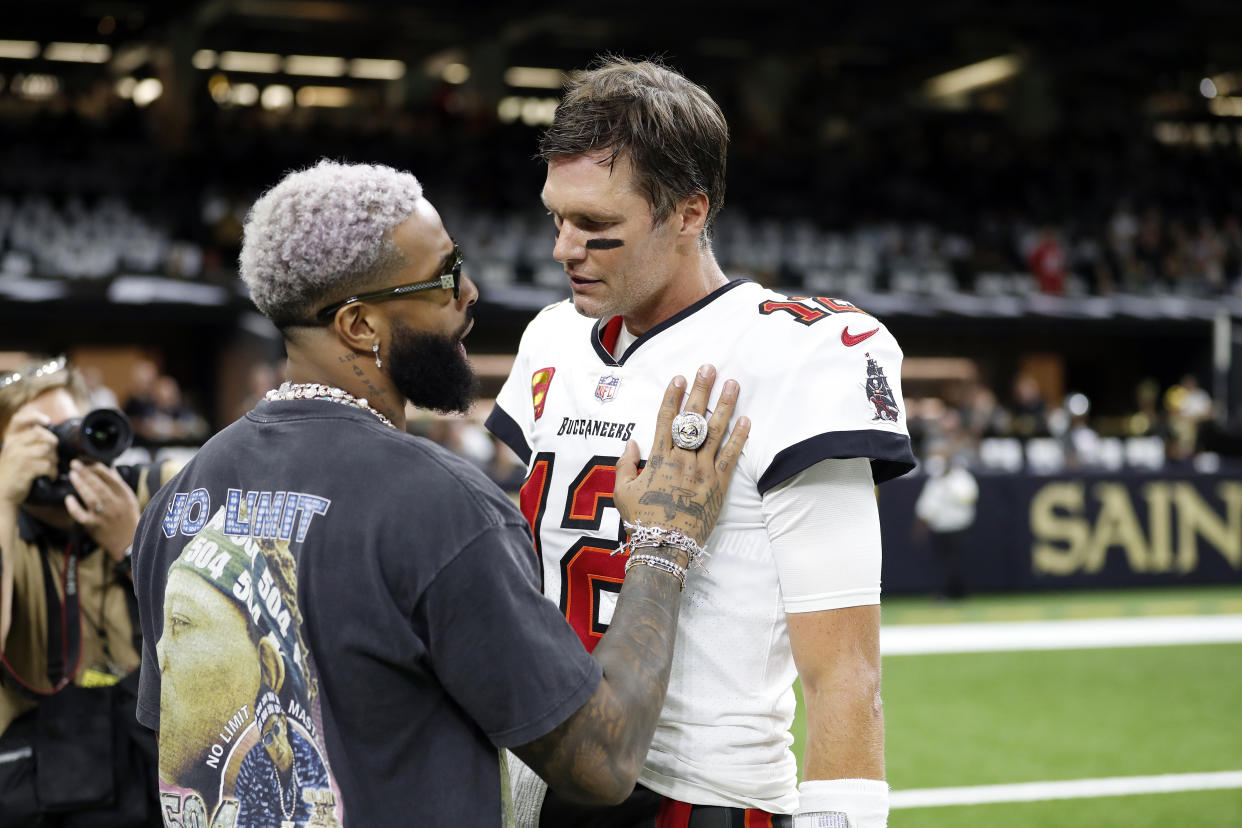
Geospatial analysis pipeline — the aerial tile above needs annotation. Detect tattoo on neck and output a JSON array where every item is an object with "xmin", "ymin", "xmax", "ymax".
[{"xmin": 586, "ymin": 238, "xmax": 624, "ymax": 250}]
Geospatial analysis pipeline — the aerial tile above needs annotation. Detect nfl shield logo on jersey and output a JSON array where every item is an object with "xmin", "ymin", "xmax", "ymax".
[{"xmin": 595, "ymin": 374, "xmax": 621, "ymax": 403}]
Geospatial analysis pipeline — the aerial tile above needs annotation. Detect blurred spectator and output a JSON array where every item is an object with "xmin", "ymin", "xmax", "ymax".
[
  {"xmin": 1027, "ymin": 226, "xmax": 1067, "ymax": 294},
  {"xmin": 1010, "ymin": 374, "xmax": 1050, "ymax": 438},
  {"xmin": 122, "ymin": 359, "xmax": 160, "ymax": 435},
  {"xmin": 123, "ymin": 363, "xmax": 207, "ymax": 445},
  {"xmin": 914, "ymin": 443, "xmax": 979, "ymax": 600},
  {"xmin": 1190, "ymin": 219, "xmax": 1225, "ymax": 292},
  {"xmin": 1131, "ymin": 209, "xmax": 1165, "ymax": 291},
  {"xmin": 0, "ymin": 355, "xmax": 172, "ymax": 825},
  {"xmin": 487, "ymin": 434, "xmax": 527, "ymax": 494},
  {"xmin": 235, "ymin": 361, "xmax": 281, "ymax": 423},
  {"xmin": 960, "ymin": 383, "xmax": 1011, "ymax": 440},
  {"xmin": 145, "ymin": 376, "xmax": 207, "ymax": 444},
  {"xmin": 81, "ymin": 365, "xmax": 120, "ymax": 410},
  {"xmin": 1128, "ymin": 378, "xmax": 1171, "ymax": 440},
  {"xmin": 1058, "ymin": 392, "xmax": 1101, "ymax": 470},
  {"xmin": 424, "ymin": 417, "xmax": 493, "ymax": 468},
  {"xmin": 1165, "ymin": 374, "xmax": 1214, "ymax": 461},
  {"xmin": 1222, "ymin": 215, "xmax": 1242, "ymax": 288}
]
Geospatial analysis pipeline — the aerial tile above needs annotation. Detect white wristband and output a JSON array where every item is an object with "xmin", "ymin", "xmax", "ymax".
[{"xmin": 794, "ymin": 778, "xmax": 889, "ymax": 828}]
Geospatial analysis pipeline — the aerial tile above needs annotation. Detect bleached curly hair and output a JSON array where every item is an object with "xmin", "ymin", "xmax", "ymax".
[{"xmin": 239, "ymin": 159, "xmax": 424, "ymax": 329}]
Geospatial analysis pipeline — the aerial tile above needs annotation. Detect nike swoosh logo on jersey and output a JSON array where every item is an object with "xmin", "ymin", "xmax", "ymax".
[{"xmin": 841, "ymin": 326, "xmax": 880, "ymax": 346}]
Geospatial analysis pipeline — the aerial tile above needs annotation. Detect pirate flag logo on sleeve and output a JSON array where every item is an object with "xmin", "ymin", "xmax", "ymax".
[{"xmin": 864, "ymin": 353, "xmax": 900, "ymax": 422}]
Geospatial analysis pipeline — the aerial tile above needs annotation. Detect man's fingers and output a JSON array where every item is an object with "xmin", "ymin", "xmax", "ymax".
[
  {"xmin": 698, "ymin": 379, "xmax": 739, "ymax": 457},
  {"xmin": 4, "ymin": 409, "xmax": 51, "ymax": 437},
  {"xmin": 85, "ymin": 461, "xmax": 128, "ymax": 494},
  {"xmin": 615, "ymin": 439, "xmax": 640, "ymax": 488},
  {"xmin": 714, "ymin": 416, "xmax": 751, "ymax": 478},
  {"xmin": 15, "ymin": 442, "xmax": 57, "ymax": 479},
  {"xmin": 682, "ymin": 364, "xmax": 716, "ymax": 415},
  {"xmin": 63, "ymin": 494, "xmax": 91, "ymax": 524},
  {"xmin": 649, "ymin": 375, "xmax": 687, "ymax": 455},
  {"xmin": 69, "ymin": 463, "xmax": 106, "ymax": 508}
]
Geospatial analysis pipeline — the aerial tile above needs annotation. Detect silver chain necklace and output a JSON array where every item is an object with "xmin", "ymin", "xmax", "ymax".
[
  {"xmin": 271, "ymin": 760, "xmax": 301, "ymax": 821},
  {"xmin": 265, "ymin": 381, "xmax": 396, "ymax": 430}
]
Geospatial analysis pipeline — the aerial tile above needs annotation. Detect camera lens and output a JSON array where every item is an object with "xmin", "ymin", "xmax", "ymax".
[
  {"xmin": 76, "ymin": 409, "xmax": 133, "ymax": 462},
  {"xmin": 85, "ymin": 420, "xmax": 120, "ymax": 450}
]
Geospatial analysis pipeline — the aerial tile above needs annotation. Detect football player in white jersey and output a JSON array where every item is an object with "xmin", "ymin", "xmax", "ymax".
[{"xmin": 486, "ymin": 57, "xmax": 914, "ymax": 828}]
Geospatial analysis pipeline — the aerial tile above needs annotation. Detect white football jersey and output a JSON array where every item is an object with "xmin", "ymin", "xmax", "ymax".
[{"xmin": 486, "ymin": 280, "xmax": 913, "ymax": 812}]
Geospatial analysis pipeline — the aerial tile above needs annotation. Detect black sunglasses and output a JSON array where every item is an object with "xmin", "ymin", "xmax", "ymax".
[
  {"xmin": 261, "ymin": 718, "xmax": 285, "ymax": 748},
  {"xmin": 314, "ymin": 243, "xmax": 463, "ymax": 324}
]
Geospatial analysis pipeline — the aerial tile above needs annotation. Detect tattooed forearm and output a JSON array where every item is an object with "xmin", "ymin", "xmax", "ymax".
[{"xmin": 512, "ymin": 564, "xmax": 684, "ymax": 804}]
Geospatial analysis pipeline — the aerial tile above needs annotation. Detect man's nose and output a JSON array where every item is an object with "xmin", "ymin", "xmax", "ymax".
[{"xmin": 552, "ymin": 225, "xmax": 585, "ymax": 264}]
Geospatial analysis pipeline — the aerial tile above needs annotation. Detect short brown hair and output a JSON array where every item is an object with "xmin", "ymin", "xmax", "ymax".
[
  {"xmin": 539, "ymin": 56, "xmax": 729, "ymax": 245},
  {"xmin": 0, "ymin": 356, "xmax": 88, "ymax": 434}
]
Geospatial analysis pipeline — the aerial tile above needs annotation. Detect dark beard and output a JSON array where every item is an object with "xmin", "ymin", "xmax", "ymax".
[{"xmin": 385, "ymin": 319, "xmax": 478, "ymax": 414}]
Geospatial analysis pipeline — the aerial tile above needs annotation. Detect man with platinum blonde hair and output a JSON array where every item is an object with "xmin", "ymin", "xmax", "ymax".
[
  {"xmin": 132, "ymin": 159, "xmax": 752, "ymax": 826},
  {"xmin": 488, "ymin": 57, "xmax": 914, "ymax": 827}
]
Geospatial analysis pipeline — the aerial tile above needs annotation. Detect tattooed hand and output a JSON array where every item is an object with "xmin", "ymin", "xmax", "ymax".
[{"xmin": 613, "ymin": 365, "xmax": 749, "ymax": 550}]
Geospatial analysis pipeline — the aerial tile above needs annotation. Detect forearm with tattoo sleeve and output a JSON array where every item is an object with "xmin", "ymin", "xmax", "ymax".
[{"xmin": 512, "ymin": 366, "xmax": 749, "ymax": 804}]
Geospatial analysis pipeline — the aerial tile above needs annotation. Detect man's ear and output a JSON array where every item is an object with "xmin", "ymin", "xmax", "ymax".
[
  {"xmin": 258, "ymin": 634, "xmax": 286, "ymax": 694},
  {"xmin": 677, "ymin": 192, "xmax": 710, "ymax": 242},
  {"xmin": 331, "ymin": 303, "xmax": 384, "ymax": 356}
]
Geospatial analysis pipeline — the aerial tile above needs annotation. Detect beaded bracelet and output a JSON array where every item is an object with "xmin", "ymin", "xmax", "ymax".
[
  {"xmin": 612, "ymin": 520, "xmax": 710, "ymax": 571},
  {"xmin": 624, "ymin": 553, "xmax": 687, "ymax": 591}
]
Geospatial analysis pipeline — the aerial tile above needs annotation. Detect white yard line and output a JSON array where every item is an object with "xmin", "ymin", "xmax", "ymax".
[
  {"xmin": 891, "ymin": 770, "xmax": 1242, "ymax": 809},
  {"xmin": 881, "ymin": 614, "xmax": 1242, "ymax": 655}
]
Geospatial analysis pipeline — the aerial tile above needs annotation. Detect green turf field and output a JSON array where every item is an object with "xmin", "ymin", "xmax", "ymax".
[{"xmin": 789, "ymin": 586, "xmax": 1242, "ymax": 826}]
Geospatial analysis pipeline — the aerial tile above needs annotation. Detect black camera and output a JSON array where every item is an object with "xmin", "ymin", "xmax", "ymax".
[{"xmin": 25, "ymin": 408, "xmax": 134, "ymax": 505}]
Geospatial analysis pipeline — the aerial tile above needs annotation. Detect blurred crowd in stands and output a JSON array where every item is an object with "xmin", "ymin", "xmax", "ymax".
[
  {"xmin": 4, "ymin": 93, "xmax": 1242, "ymax": 478},
  {"xmin": 3, "ymin": 110, "xmax": 1242, "ymax": 299},
  {"xmin": 906, "ymin": 372, "xmax": 1227, "ymax": 476},
  {"xmin": 67, "ymin": 356, "xmax": 1227, "ymax": 487}
]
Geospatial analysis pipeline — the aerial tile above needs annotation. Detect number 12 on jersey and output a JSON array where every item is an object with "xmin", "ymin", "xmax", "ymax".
[{"xmin": 519, "ymin": 453, "xmax": 633, "ymax": 652}]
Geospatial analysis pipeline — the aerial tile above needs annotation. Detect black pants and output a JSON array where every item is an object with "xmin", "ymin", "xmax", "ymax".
[
  {"xmin": 539, "ymin": 784, "xmax": 792, "ymax": 828},
  {"xmin": 0, "ymin": 675, "xmax": 160, "ymax": 828},
  {"xmin": 930, "ymin": 528, "xmax": 970, "ymax": 599}
]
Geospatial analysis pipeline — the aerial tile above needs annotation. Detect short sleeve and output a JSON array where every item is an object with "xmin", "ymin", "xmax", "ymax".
[
  {"xmin": 418, "ymin": 524, "xmax": 602, "ymax": 748},
  {"xmin": 743, "ymin": 310, "xmax": 915, "ymax": 494},
  {"xmin": 486, "ymin": 327, "xmax": 538, "ymax": 465},
  {"xmin": 132, "ymin": 509, "xmax": 164, "ymax": 730}
]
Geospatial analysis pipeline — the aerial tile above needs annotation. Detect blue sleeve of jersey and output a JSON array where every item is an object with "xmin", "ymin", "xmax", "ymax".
[
  {"xmin": 485, "ymin": 405, "xmax": 531, "ymax": 466},
  {"xmin": 758, "ymin": 430, "xmax": 915, "ymax": 495}
]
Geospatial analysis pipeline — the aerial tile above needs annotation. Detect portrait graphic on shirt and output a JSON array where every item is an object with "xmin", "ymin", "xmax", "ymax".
[{"xmin": 156, "ymin": 508, "xmax": 345, "ymax": 828}]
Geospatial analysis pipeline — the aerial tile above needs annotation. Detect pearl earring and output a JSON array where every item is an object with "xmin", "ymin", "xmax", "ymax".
[{"xmin": 373, "ymin": 343, "xmax": 382, "ymax": 368}]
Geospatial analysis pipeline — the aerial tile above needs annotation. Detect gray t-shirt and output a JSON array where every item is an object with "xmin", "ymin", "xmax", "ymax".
[{"xmin": 133, "ymin": 399, "xmax": 601, "ymax": 826}]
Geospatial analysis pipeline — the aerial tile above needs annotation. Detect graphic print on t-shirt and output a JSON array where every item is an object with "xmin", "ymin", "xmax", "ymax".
[{"xmin": 155, "ymin": 507, "xmax": 345, "ymax": 828}]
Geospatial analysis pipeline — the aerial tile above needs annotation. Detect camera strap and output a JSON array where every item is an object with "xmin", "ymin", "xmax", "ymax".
[{"xmin": 0, "ymin": 535, "xmax": 83, "ymax": 700}]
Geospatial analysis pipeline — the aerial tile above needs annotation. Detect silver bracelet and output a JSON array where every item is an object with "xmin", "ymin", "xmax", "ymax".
[
  {"xmin": 624, "ymin": 553, "xmax": 687, "ymax": 591},
  {"xmin": 613, "ymin": 520, "xmax": 710, "ymax": 571}
]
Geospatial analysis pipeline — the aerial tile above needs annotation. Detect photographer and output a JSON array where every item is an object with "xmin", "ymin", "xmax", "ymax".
[{"xmin": 0, "ymin": 356, "xmax": 174, "ymax": 826}]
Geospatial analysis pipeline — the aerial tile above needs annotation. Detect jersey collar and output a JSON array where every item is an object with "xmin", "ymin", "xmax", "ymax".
[{"xmin": 589, "ymin": 279, "xmax": 751, "ymax": 366}]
